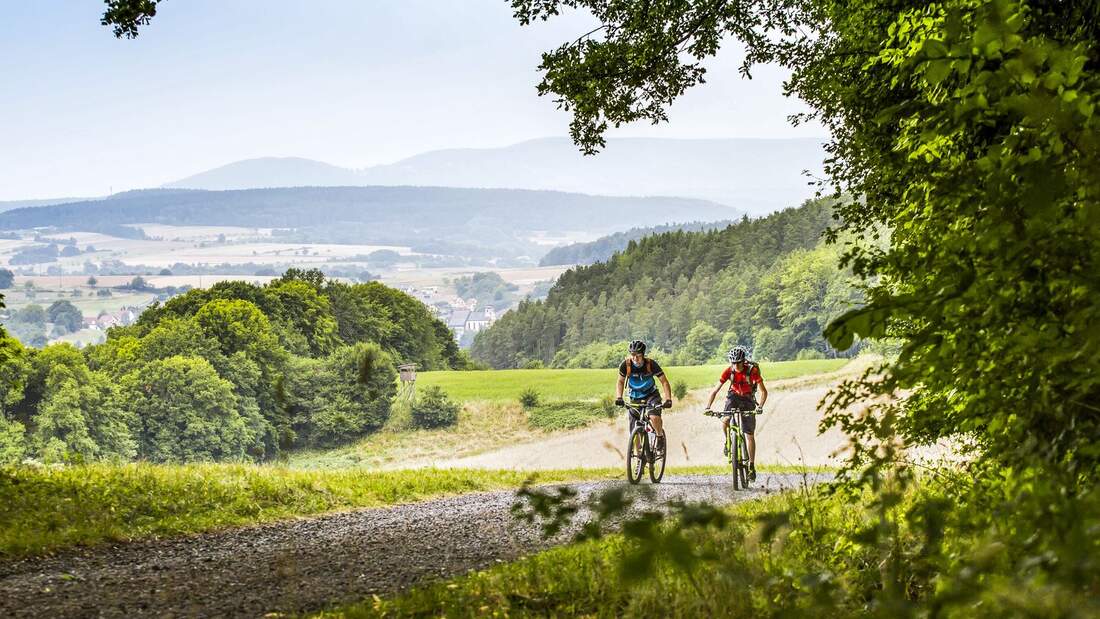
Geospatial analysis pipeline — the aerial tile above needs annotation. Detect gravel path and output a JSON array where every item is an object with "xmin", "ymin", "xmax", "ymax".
[
  {"xmin": 427, "ymin": 375, "xmax": 862, "ymax": 470},
  {"xmin": 0, "ymin": 473, "xmax": 825, "ymax": 618}
]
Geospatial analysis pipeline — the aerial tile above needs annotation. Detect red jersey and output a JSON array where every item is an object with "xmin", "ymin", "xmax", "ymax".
[{"xmin": 720, "ymin": 364, "xmax": 762, "ymax": 397}]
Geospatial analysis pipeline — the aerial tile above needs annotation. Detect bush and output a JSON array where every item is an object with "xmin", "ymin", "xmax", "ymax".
[
  {"xmin": 598, "ymin": 395, "xmax": 618, "ymax": 418},
  {"xmin": 672, "ymin": 379, "xmax": 688, "ymax": 400},
  {"xmin": 410, "ymin": 386, "xmax": 460, "ymax": 429},
  {"xmin": 521, "ymin": 359, "xmax": 545, "ymax": 369},
  {"xmin": 528, "ymin": 400, "xmax": 604, "ymax": 431},
  {"xmin": 795, "ymin": 348, "xmax": 826, "ymax": 360},
  {"xmin": 519, "ymin": 388, "xmax": 540, "ymax": 409}
]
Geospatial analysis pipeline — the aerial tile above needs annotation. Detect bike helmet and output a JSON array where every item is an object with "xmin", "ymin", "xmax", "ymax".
[
  {"xmin": 726, "ymin": 346, "xmax": 748, "ymax": 364},
  {"xmin": 628, "ymin": 340, "xmax": 647, "ymax": 354}
]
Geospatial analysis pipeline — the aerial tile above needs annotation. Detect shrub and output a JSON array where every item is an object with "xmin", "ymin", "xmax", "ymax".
[
  {"xmin": 519, "ymin": 388, "xmax": 540, "ymax": 409},
  {"xmin": 521, "ymin": 359, "xmax": 545, "ymax": 369},
  {"xmin": 410, "ymin": 386, "xmax": 460, "ymax": 429},
  {"xmin": 795, "ymin": 348, "xmax": 826, "ymax": 360},
  {"xmin": 528, "ymin": 401, "xmax": 604, "ymax": 431},
  {"xmin": 598, "ymin": 395, "xmax": 618, "ymax": 418},
  {"xmin": 672, "ymin": 379, "xmax": 688, "ymax": 400}
]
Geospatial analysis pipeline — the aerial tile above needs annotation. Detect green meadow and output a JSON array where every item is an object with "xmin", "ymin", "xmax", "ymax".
[{"xmin": 416, "ymin": 358, "xmax": 849, "ymax": 402}]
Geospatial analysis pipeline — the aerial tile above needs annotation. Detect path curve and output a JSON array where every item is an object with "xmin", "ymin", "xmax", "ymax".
[
  {"xmin": 426, "ymin": 374, "xmax": 862, "ymax": 470},
  {"xmin": 0, "ymin": 474, "xmax": 823, "ymax": 618}
]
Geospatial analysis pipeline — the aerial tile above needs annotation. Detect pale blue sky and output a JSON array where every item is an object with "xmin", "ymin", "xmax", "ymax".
[{"xmin": 0, "ymin": 1, "xmax": 823, "ymax": 200}]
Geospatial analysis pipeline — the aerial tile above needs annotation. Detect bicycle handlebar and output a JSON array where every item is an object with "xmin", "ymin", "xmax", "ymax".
[{"xmin": 703, "ymin": 409, "xmax": 761, "ymax": 417}]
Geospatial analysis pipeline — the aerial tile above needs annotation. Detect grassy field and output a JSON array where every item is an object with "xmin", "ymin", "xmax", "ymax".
[
  {"xmin": 0, "ymin": 463, "xmax": 641, "ymax": 560},
  {"xmin": 418, "ymin": 358, "xmax": 850, "ymax": 403}
]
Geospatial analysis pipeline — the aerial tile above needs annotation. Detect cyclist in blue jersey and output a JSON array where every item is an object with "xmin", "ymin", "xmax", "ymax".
[{"xmin": 614, "ymin": 340, "xmax": 673, "ymax": 452}]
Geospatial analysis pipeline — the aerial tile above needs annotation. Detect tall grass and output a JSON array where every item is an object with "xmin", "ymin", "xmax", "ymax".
[{"xmin": 0, "ymin": 463, "xmax": 623, "ymax": 559}]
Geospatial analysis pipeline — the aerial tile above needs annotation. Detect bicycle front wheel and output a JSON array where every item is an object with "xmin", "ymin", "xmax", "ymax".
[
  {"xmin": 627, "ymin": 426, "xmax": 647, "ymax": 484},
  {"xmin": 648, "ymin": 433, "xmax": 666, "ymax": 483}
]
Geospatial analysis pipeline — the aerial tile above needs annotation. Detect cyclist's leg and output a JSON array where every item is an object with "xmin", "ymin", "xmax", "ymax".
[
  {"xmin": 722, "ymin": 394, "xmax": 737, "ymax": 455},
  {"xmin": 739, "ymin": 398, "xmax": 758, "ymax": 478},
  {"xmin": 644, "ymin": 393, "xmax": 665, "ymax": 451}
]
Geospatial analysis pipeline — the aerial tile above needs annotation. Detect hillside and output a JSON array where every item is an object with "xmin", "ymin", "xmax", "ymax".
[
  {"xmin": 162, "ymin": 137, "xmax": 825, "ymax": 214},
  {"xmin": 539, "ymin": 220, "xmax": 736, "ymax": 266},
  {"xmin": 0, "ymin": 196, "xmax": 101, "ymax": 213},
  {"xmin": 472, "ymin": 199, "xmax": 858, "ymax": 367},
  {"xmin": 165, "ymin": 157, "xmax": 364, "ymax": 190},
  {"xmin": 0, "ymin": 186, "xmax": 734, "ymax": 256}
]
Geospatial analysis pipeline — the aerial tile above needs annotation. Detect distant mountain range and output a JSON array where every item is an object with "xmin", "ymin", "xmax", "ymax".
[
  {"xmin": 165, "ymin": 137, "xmax": 825, "ymax": 214},
  {"xmin": 0, "ymin": 186, "xmax": 733, "ymax": 258}
]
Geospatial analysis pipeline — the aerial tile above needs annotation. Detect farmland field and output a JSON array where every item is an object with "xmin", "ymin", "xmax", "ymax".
[{"xmin": 416, "ymin": 358, "xmax": 850, "ymax": 403}]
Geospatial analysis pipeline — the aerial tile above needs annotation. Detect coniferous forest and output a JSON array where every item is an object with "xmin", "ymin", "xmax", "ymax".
[{"xmin": 473, "ymin": 199, "xmax": 861, "ymax": 368}]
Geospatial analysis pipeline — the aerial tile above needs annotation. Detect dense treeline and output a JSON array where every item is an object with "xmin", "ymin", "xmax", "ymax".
[
  {"xmin": 538, "ymin": 220, "xmax": 735, "ymax": 266},
  {"xmin": 473, "ymin": 200, "xmax": 859, "ymax": 368},
  {"xmin": 0, "ymin": 269, "xmax": 464, "ymax": 464}
]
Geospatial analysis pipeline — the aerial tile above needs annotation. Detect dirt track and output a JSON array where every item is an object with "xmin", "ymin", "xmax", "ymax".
[
  {"xmin": 426, "ymin": 371, "xmax": 862, "ymax": 471},
  {"xmin": 0, "ymin": 474, "xmax": 824, "ymax": 619}
]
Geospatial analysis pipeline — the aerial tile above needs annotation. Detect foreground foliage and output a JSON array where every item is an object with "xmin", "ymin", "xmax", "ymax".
[
  {"xmin": 498, "ymin": 0, "xmax": 1100, "ymax": 615},
  {"xmin": 326, "ymin": 470, "xmax": 1100, "ymax": 618}
]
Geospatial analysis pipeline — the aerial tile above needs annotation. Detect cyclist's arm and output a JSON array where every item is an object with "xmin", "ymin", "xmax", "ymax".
[
  {"xmin": 615, "ymin": 375, "xmax": 626, "ymax": 400},
  {"xmin": 705, "ymin": 380, "xmax": 726, "ymax": 410},
  {"xmin": 757, "ymin": 380, "xmax": 768, "ymax": 407},
  {"xmin": 658, "ymin": 373, "xmax": 672, "ymax": 401}
]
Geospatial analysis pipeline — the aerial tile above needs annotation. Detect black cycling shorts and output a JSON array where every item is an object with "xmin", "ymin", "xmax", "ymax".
[
  {"xmin": 629, "ymin": 392, "xmax": 663, "ymax": 416},
  {"xmin": 724, "ymin": 394, "xmax": 757, "ymax": 434}
]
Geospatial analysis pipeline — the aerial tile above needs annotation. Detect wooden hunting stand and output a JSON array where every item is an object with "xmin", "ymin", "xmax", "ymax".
[{"xmin": 398, "ymin": 363, "xmax": 417, "ymax": 400}]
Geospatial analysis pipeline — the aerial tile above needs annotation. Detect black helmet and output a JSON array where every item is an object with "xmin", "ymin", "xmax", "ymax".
[
  {"xmin": 628, "ymin": 340, "xmax": 647, "ymax": 354},
  {"xmin": 726, "ymin": 346, "xmax": 748, "ymax": 363}
]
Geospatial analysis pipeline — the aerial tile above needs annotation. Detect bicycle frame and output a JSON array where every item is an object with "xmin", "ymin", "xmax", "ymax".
[{"xmin": 706, "ymin": 408, "xmax": 758, "ymax": 489}]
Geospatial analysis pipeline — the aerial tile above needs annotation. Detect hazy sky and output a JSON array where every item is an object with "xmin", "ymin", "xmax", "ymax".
[{"xmin": 0, "ymin": 1, "xmax": 824, "ymax": 200}]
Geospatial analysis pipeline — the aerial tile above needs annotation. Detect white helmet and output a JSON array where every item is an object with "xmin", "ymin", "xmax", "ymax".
[{"xmin": 726, "ymin": 346, "xmax": 748, "ymax": 364}]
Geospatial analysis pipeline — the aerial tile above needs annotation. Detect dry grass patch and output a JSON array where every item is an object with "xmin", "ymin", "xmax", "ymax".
[{"xmin": 289, "ymin": 401, "xmax": 541, "ymax": 470}]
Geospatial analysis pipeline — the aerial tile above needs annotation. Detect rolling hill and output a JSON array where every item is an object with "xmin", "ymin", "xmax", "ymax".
[
  {"xmin": 165, "ymin": 137, "xmax": 825, "ymax": 214},
  {"xmin": 0, "ymin": 186, "xmax": 734, "ymax": 257}
]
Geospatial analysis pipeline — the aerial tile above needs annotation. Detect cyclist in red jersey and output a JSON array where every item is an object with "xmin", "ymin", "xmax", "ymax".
[{"xmin": 704, "ymin": 345, "xmax": 768, "ymax": 480}]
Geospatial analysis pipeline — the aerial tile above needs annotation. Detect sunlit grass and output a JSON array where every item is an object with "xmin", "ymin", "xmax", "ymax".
[{"xmin": 0, "ymin": 463, "xmax": 622, "ymax": 559}]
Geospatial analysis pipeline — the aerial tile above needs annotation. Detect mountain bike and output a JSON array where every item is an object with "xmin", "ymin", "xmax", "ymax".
[
  {"xmin": 623, "ymin": 400, "xmax": 666, "ymax": 484},
  {"xmin": 704, "ymin": 408, "xmax": 759, "ymax": 490}
]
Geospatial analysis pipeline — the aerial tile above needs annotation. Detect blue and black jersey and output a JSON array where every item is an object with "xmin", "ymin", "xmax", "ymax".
[{"xmin": 618, "ymin": 358, "xmax": 665, "ymax": 400}]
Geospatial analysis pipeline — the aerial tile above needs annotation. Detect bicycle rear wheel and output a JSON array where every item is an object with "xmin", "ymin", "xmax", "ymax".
[
  {"xmin": 648, "ymin": 433, "xmax": 666, "ymax": 483},
  {"xmin": 731, "ymin": 431, "xmax": 744, "ymax": 490},
  {"xmin": 736, "ymin": 434, "xmax": 749, "ymax": 489},
  {"xmin": 627, "ymin": 426, "xmax": 647, "ymax": 484}
]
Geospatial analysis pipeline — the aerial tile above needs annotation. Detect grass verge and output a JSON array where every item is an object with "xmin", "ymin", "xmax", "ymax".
[{"xmin": 0, "ymin": 463, "xmax": 626, "ymax": 560}]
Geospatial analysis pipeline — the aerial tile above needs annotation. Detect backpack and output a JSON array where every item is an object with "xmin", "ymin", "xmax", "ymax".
[
  {"xmin": 623, "ymin": 357, "xmax": 653, "ymax": 379},
  {"xmin": 730, "ymin": 361, "xmax": 760, "ymax": 396},
  {"xmin": 624, "ymin": 357, "xmax": 657, "ymax": 399}
]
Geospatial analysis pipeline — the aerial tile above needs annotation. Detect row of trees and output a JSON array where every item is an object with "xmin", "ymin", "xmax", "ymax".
[
  {"xmin": 0, "ymin": 269, "xmax": 465, "ymax": 464},
  {"xmin": 473, "ymin": 200, "xmax": 860, "ymax": 368}
]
